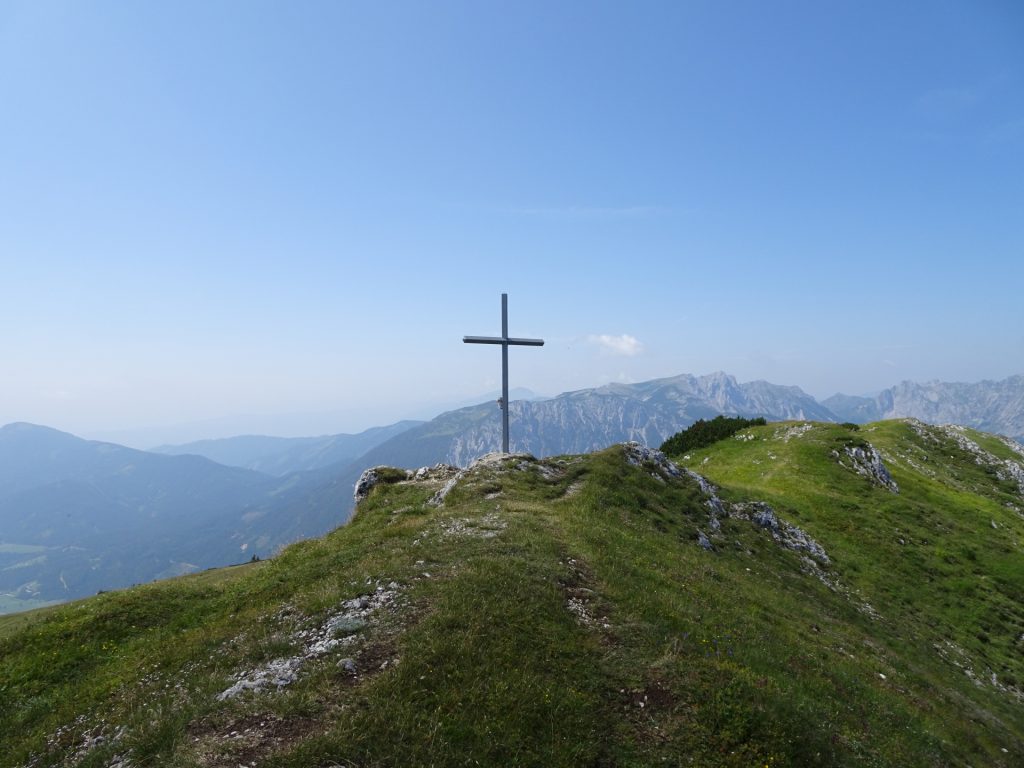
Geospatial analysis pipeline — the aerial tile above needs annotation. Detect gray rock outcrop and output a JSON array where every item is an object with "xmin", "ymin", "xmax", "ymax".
[
  {"xmin": 729, "ymin": 501, "xmax": 831, "ymax": 564},
  {"xmin": 681, "ymin": 467, "xmax": 830, "ymax": 565},
  {"xmin": 909, "ymin": 421, "xmax": 1024, "ymax": 497},
  {"xmin": 839, "ymin": 444, "xmax": 899, "ymax": 493},
  {"xmin": 353, "ymin": 466, "xmax": 396, "ymax": 503}
]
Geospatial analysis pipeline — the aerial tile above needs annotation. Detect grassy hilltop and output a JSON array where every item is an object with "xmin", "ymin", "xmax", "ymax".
[{"xmin": 1, "ymin": 419, "xmax": 1022, "ymax": 767}]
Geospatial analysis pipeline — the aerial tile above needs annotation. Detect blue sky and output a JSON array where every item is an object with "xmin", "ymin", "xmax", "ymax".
[{"xmin": 1, "ymin": 1, "xmax": 1022, "ymax": 443}]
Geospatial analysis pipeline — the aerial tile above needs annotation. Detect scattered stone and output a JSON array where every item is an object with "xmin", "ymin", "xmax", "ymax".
[
  {"xmin": 428, "ymin": 473, "xmax": 464, "ymax": 506},
  {"xmin": 423, "ymin": 455, "xmax": 529, "ymax": 506},
  {"xmin": 622, "ymin": 442, "xmax": 683, "ymax": 479},
  {"xmin": 909, "ymin": 420, "xmax": 1024, "ymax": 496},
  {"xmin": 354, "ymin": 462, "xmax": 464, "ymax": 507},
  {"xmin": 1000, "ymin": 459, "xmax": 1024, "ymax": 496},
  {"xmin": 217, "ymin": 658, "xmax": 302, "ymax": 700},
  {"xmin": 932, "ymin": 639, "xmax": 1023, "ymax": 701},
  {"xmin": 1001, "ymin": 436, "xmax": 1024, "ymax": 460},
  {"xmin": 696, "ymin": 530, "xmax": 714, "ymax": 551},
  {"xmin": 414, "ymin": 463, "xmax": 461, "ymax": 482},
  {"xmin": 520, "ymin": 460, "xmax": 565, "ymax": 481},
  {"xmin": 471, "ymin": 451, "xmax": 531, "ymax": 469},
  {"xmin": 217, "ymin": 582, "xmax": 403, "ymax": 700},
  {"xmin": 563, "ymin": 561, "xmax": 611, "ymax": 631},
  {"xmin": 33, "ymin": 720, "xmax": 130, "ymax": 767},
  {"xmin": 566, "ymin": 596, "xmax": 595, "ymax": 626},
  {"xmin": 438, "ymin": 512, "xmax": 506, "ymax": 538},
  {"xmin": 776, "ymin": 423, "xmax": 814, "ymax": 442}
]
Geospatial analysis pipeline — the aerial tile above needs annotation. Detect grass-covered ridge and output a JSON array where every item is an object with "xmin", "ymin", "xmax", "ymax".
[{"xmin": 1, "ymin": 422, "xmax": 1022, "ymax": 767}]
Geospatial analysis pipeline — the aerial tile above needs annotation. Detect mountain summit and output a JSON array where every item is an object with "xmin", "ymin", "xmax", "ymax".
[{"xmin": 1, "ymin": 419, "xmax": 1021, "ymax": 766}]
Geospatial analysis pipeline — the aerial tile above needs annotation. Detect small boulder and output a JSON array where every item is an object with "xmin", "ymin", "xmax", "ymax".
[
  {"xmin": 354, "ymin": 467, "xmax": 385, "ymax": 503},
  {"xmin": 696, "ymin": 530, "xmax": 714, "ymax": 551}
]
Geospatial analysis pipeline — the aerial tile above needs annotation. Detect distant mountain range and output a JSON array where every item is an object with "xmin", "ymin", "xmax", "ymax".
[
  {"xmin": 152, "ymin": 374, "xmax": 1024, "ymax": 475},
  {"xmin": 2, "ymin": 371, "xmax": 1022, "ymax": 614},
  {"xmin": 823, "ymin": 376, "xmax": 1024, "ymax": 441},
  {"xmin": 151, "ymin": 420, "xmax": 421, "ymax": 476},
  {"xmin": 349, "ymin": 372, "xmax": 835, "ymax": 468}
]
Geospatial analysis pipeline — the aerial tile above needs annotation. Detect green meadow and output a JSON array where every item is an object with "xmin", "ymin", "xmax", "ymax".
[{"xmin": 1, "ymin": 420, "xmax": 1021, "ymax": 767}]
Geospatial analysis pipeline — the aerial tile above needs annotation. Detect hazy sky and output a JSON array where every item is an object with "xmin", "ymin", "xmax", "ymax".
[{"xmin": 2, "ymin": 1, "xmax": 1022, "ymax": 442}]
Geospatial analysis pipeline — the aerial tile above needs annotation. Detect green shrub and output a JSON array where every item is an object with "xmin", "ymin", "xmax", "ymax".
[{"xmin": 660, "ymin": 415, "xmax": 767, "ymax": 455}]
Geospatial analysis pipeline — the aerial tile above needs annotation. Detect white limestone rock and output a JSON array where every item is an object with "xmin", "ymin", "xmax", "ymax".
[{"xmin": 842, "ymin": 444, "xmax": 899, "ymax": 493}]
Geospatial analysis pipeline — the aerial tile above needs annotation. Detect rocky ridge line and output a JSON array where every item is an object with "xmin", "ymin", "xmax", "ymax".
[
  {"xmin": 620, "ymin": 442, "xmax": 888, "ymax": 618},
  {"xmin": 907, "ymin": 419, "xmax": 1024, "ymax": 496},
  {"xmin": 354, "ymin": 453, "xmax": 538, "ymax": 508},
  {"xmin": 621, "ymin": 443, "xmax": 831, "ymax": 563}
]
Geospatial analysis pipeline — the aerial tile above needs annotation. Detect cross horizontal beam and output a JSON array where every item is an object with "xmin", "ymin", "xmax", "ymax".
[{"xmin": 463, "ymin": 336, "xmax": 545, "ymax": 346}]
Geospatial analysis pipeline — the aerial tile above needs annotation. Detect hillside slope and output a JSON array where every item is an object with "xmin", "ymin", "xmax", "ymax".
[
  {"xmin": 1, "ymin": 422, "xmax": 1022, "ymax": 767},
  {"xmin": 0, "ymin": 424, "xmax": 356, "ymax": 612}
]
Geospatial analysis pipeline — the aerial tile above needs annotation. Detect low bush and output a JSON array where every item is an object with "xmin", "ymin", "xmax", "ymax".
[{"xmin": 660, "ymin": 415, "xmax": 767, "ymax": 455}]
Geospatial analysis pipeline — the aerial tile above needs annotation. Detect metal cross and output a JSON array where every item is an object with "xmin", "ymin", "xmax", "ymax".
[{"xmin": 464, "ymin": 293, "xmax": 544, "ymax": 453}]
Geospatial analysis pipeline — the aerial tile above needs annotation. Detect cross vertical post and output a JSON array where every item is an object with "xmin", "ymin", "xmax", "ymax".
[
  {"xmin": 464, "ymin": 293, "xmax": 544, "ymax": 453},
  {"xmin": 501, "ymin": 294, "xmax": 509, "ymax": 450}
]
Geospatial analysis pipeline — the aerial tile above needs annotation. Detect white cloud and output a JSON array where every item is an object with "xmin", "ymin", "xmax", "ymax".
[{"xmin": 588, "ymin": 334, "xmax": 643, "ymax": 356}]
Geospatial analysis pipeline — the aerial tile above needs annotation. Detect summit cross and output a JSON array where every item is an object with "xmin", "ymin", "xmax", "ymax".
[{"xmin": 463, "ymin": 293, "xmax": 544, "ymax": 453}]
